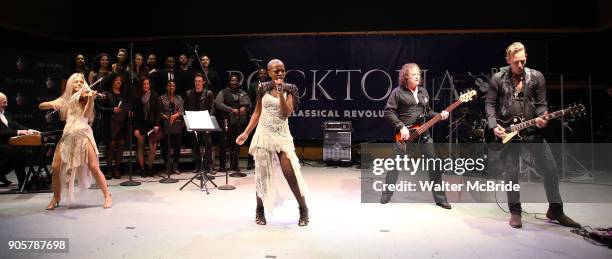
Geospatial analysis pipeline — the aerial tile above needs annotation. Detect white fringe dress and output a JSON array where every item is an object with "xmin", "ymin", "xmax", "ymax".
[{"xmin": 54, "ymin": 102, "xmax": 97, "ymax": 206}]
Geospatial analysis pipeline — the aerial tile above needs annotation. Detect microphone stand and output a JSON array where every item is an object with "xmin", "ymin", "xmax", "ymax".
[
  {"xmin": 217, "ymin": 118, "xmax": 235, "ymax": 190},
  {"xmin": 445, "ymin": 113, "xmax": 466, "ymax": 140},
  {"xmin": 121, "ymin": 42, "xmax": 141, "ymax": 186}
]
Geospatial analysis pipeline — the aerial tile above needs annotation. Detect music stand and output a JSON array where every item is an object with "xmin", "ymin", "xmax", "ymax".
[{"xmin": 180, "ymin": 111, "xmax": 222, "ymax": 194}]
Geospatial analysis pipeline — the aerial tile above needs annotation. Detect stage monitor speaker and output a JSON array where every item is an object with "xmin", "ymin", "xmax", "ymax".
[{"xmin": 323, "ymin": 121, "xmax": 352, "ymax": 163}]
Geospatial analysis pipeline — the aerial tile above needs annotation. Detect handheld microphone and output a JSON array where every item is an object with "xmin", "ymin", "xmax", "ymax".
[{"xmin": 276, "ymin": 83, "xmax": 284, "ymax": 92}]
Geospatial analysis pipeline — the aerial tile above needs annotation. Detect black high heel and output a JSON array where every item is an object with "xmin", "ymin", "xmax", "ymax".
[
  {"xmin": 298, "ymin": 207, "xmax": 309, "ymax": 226},
  {"xmin": 255, "ymin": 206, "xmax": 266, "ymax": 225}
]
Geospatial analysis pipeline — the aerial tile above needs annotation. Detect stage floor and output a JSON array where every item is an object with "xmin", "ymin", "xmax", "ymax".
[{"xmin": 1, "ymin": 166, "xmax": 611, "ymax": 259}]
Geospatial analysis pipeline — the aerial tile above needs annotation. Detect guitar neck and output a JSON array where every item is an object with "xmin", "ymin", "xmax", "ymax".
[
  {"xmin": 416, "ymin": 99, "xmax": 462, "ymax": 135},
  {"xmin": 511, "ymin": 108, "xmax": 568, "ymax": 132}
]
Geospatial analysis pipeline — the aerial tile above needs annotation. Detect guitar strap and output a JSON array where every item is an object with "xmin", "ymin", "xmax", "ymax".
[
  {"xmin": 418, "ymin": 87, "xmax": 429, "ymax": 142},
  {"xmin": 521, "ymin": 68, "xmax": 532, "ymax": 141},
  {"xmin": 518, "ymin": 68, "xmax": 527, "ymax": 118}
]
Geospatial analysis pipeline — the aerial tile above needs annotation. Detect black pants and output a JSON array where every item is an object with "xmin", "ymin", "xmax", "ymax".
[
  {"xmin": 496, "ymin": 138, "xmax": 562, "ymax": 215},
  {"xmin": 383, "ymin": 136, "xmax": 448, "ymax": 203},
  {"xmin": 191, "ymin": 131, "xmax": 212, "ymax": 172},
  {"xmin": 0, "ymin": 145, "xmax": 27, "ymax": 188}
]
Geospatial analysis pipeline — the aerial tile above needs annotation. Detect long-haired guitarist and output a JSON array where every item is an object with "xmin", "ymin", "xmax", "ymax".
[
  {"xmin": 380, "ymin": 63, "xmax": 451, "ymax": 209},
  {"xmin": 485, "ymin": 42, "xmax": 580, "ymax": 229}
]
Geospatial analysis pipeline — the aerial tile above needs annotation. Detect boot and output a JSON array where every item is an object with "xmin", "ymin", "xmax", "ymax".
[
  {"xmin": 435, "ymin": 200, "xmax": 452, "ymax": 209},
  {"xmin": 255, "ymin": 206, "xmax": 266, "ymax": 225},
  {"xmin": 433, "ymin": 191, "xmax": 450, "ymax": 209},
  {"xmin": 546, "ymin": 204, "xmax": 581, "ymax": 228},
  {"xmin": 380, "ymin": 192, "xmax": 393, "ymax": 204},
  {"xmin": 509, "ymin": 214, "xmax": 522, "ymax": 229},
  {"xmin": 298, "ymin": 206, "xmax": 309, "ymax": 227}
]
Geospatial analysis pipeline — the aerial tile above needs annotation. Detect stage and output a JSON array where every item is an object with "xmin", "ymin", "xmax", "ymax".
[{"xmin": 1, "ymin": 165, "xmax": 611, "ymax": 259}]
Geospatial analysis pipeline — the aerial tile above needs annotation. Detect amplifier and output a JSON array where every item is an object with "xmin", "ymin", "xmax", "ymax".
[
  {"xmin": 323, "ymin": 121, "xmax": 352, "ymax": 163},
  {"xmin": 323, "ymin": 121, "xmax": 352, "ymax": 131}
]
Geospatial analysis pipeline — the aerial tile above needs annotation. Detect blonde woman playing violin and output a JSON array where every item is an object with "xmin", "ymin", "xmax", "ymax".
[{"xmin": 39, "ymin": 73, "xmax": 112, "ymax": 210}]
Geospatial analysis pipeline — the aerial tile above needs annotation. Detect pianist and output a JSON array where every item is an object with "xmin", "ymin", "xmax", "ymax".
[{"xmin": 0, "ymin": 91, "xmax": 38, "ymax": 188}]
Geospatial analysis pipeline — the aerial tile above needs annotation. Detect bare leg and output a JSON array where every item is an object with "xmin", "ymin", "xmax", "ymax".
[
  {"xmin": 86, "ymin": 141, "xmax": 112, "ymax": 208},
  {"xmin": 278, "ymin": 152, "xmax": 308, "ymax": 226},
  {"xmin": 46, "ymin": 147, "xmax": 62, "ymax": 210},
  {"xmin": 278, "ymin": 152, "xmax": 307, "ymax": 208}
]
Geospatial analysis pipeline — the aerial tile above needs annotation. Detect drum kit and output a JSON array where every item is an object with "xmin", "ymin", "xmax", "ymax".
[
  {"xmin": 453, "ymin": 106, "xmax": 487, "ymax": 143},
  {"xmin": 444, "ymin": 73, "xmax": 490, "ymax": 143}
]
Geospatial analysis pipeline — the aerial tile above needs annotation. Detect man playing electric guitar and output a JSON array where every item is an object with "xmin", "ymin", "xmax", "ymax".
[
  {"xmin": 485, "ymin": 42, "xmax": 580, "ymax": 229},
  {"xmin": 380, "ymin": 63, "xmax": 451, "ymax": 209}
]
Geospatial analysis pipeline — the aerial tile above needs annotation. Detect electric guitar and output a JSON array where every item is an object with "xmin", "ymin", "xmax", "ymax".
[
  {"xmin": 496, "ymin": 103, "xmax": 586, "ymax": 144},
  {"xmin": 394, "ymin": 89, "xmax": 477, "ymax": 143}
]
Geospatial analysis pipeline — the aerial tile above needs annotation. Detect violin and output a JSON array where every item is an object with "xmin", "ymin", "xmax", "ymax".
[{"xmin": 78, "ymin": 90, "xmax": 106, "ymax": 101}]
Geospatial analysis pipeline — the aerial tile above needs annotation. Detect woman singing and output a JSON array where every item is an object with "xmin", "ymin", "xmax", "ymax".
[
  {"xmin": 236, "ymin": 59, "xmax": 309, "ymax": 226},
  {"xmin": 39, "ymin": 73, "xmax": 112, "ymax": 210}
]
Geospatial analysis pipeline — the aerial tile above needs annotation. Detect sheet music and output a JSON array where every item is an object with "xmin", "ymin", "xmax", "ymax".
[{"xmin": 184, "ymin": 110, "xmax": 215, "ymax": 130}]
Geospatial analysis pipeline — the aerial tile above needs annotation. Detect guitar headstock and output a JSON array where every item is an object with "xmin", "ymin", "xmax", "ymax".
[
  {"xmin": 459, "ymin": 89, "xmax": 477, "ymax": 103},
  {"xmin": 566, "ymin": 103, "xmax": 586, "ymax": 118}
]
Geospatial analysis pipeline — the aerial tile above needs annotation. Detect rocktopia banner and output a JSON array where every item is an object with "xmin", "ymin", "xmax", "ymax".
[
  {"xmin": 2, "ymin": 34, "xmax": 558, "ymax": 139},
  {"xmin": 205, "ymin": 34, "xmax": 550, "ymax": 140}
]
